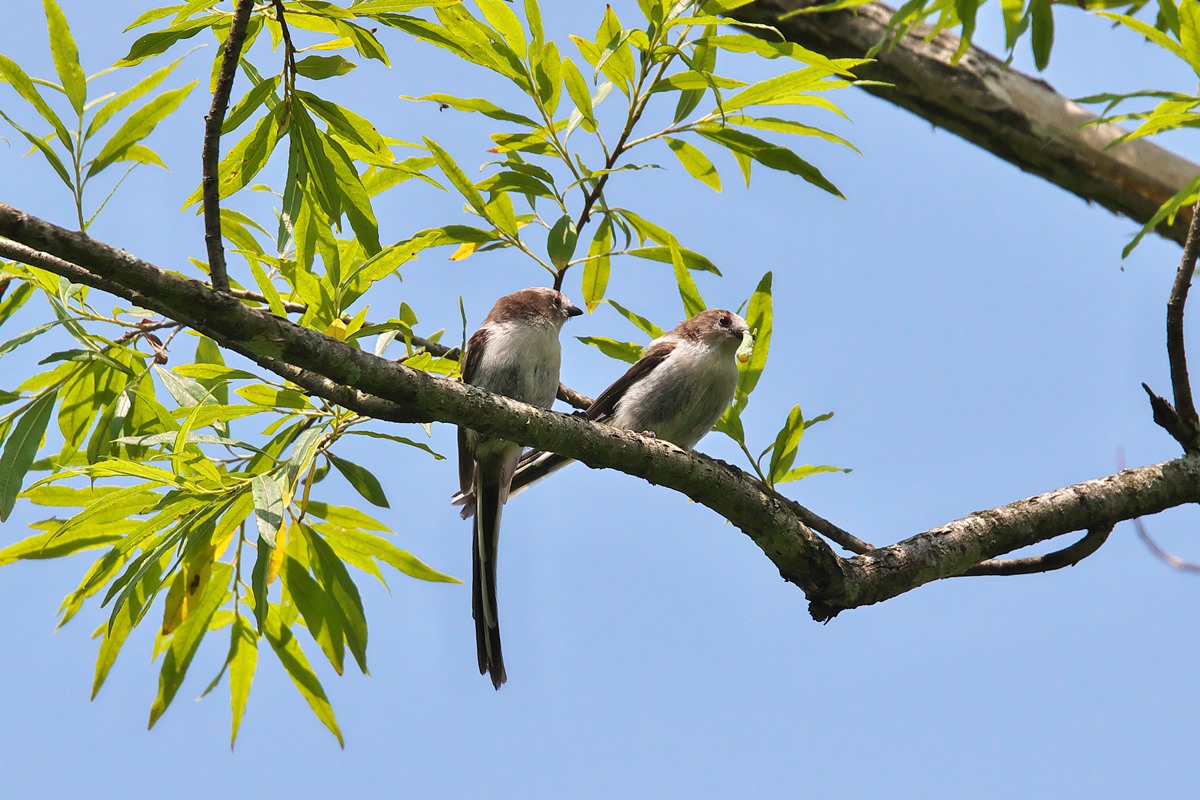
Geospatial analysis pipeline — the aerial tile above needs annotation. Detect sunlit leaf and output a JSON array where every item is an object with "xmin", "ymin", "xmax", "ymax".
[{"xmin": 0, "ymin": 391, "xmax": 57, "ymax": 522}]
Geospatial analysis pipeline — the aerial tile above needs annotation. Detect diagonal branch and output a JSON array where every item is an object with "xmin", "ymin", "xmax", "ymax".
[
  {"xmin": 5, "ymin": 200, "xmax": 1200, "ymax": 621},
  {"xmin": 201, "ymin": 0, "xmax": 256, "ymax": 294},
  {"xmin": 729, "ymin": 0, "xmax": 1200, "ymax": 246}
]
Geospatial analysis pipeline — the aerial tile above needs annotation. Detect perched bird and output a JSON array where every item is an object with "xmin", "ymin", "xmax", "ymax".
[
  {"xmin": 454, "ymin": 308, "xmax": 751, "ymax": 509},
  {"xmin": 458, "ymin": 287, "xmax": 582, "ymax": 689}
]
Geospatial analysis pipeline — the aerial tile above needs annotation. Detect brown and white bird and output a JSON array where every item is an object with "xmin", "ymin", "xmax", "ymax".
[
  {"xmin": 457, "ymin": 287, "xmax": 582, "ymax": 689},
  {"xmin": 455, "ymin": 308, "xmax": 750, "ymax": 509}
]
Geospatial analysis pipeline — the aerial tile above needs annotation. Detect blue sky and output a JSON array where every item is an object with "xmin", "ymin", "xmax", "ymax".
[{"xmin": 1, "ymin": 2, "xmax": 1197, "ymax": 797}]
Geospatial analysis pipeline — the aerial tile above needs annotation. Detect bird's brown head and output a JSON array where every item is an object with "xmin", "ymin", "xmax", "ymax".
[
  {"xmin": 487, "ymin": 287, "xmax": 584, "ymax": 328},
  {"xmin": 677, "ymin": 308, "xmax": 750, "ymax": 350}
]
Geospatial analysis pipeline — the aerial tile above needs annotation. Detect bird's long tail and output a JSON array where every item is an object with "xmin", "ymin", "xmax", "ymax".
[
  {"xmin": 454, "ymin": 450, "xmax": 573, "ymax": 519},
  {"xmin": 472, "ymin": 475, "xmax": 506, "ymax": 689}
]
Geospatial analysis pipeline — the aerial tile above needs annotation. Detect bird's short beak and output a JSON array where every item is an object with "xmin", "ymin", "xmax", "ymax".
[{"xmin": 566, "ymin": 304, "xmax": 584, "ymax": 317}]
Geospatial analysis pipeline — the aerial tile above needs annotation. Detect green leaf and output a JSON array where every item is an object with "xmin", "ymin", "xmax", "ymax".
[
  {"xmin": 148, "ymin": 562, "xmax": 231, "ymax": 728},
  {"xmin": 0, "ymin": 109, "xmax": 73, "ymax": 190},
  {"xmin": 251, "ymin": 474, "xmax": 285, "ymax": 548},
  {"xmin": 228, "ymin": 613, "xmax": 258, "ymax": 748},
  {"xmin": 0, "ymin": 392, "xmax": 57, "ymax": 522},
  {"xmin": 0, "ymin": 54, "xmax": 72, "ymax": 150},
  {"xmin": 235, "ymin": 385, "xmax": 311, "ymax": 409},
  {"xmin": 582, "ymin": 218, "xmax": 612, "ymax": 312},
  {"xmin": 775, "ymin": 464, "xmax": 851, "ymax": 483},
  {"xmin": 87, "ymin": 55, "xmax": 187, "ymax": 141},
  {"xmin": 115, "ymin": 16, "xmax": 216, "ymax": 67},
  {"xmin": 695, "ymin": 126, "xmax": 842, "ymax": 197},
  {"xmin": 606, "ymin": 300, "xmax": 664, "ymax": 338},
  {"xmin": 478, "ymin": 0, "xmax": 527, "ymax": 58},
  {"xmin": 344, "ymin": 429, "xmax": 444, "ymax": 460},
  {"xmin": 534, "ymin": 40, "xmax": 563, "ymax": 115},
  {"xmin": 296, "ymin": 54, "xmax": 357, "ymax": 80},
  {"xmin": 737, "ymin": 271, "xmax": 773, "ymax": 402},
  {"xmin": 670, "ymin": 240, "xmax": 706, "ymax": 318},
  {"xmin": 327, "ymin": 454, "xmax": 390, "ymax": 508},
  {"xmin": 300, "ymin": 92, "xmax": 391, "ymax": 164},
  {"xmin": 43, "ymin": 0, "xmax": 87, "ymax": 115},
  {"xmin": 182, "ymin": 106, "xmax": 280, "ymax": 207},
  {"xmin": 561, "ymin": 56, "xmax": 595, "ymax": 125},
  {"xmin": 1121, "ymin": 173, "xmax": 1200, "ymax": 259},
  {"xmin": 320, "ymin": 525, "xmax": 460, "ymax": 583},
  {"xmin": 547, "ymin": 213, "xmax": 579, "ymax": 268},
  {"xmin": 576, "ymin": 336, "xmax": 643, "ymax": 363},
  {"xmin": 424, "ymin": 136, "xmax": 486, "ymax": 214},
  {"xmin": 0, "ymin": 521, "xmax": 123, "ymax": 566},
  {"xmin": 264, "ymin": 606, "xmax": 343, "ymax": 747},
  {"xmin": 649, "ymin": 70, "xmax": 746, "ymax": 93},
  {"xmin": 624, "ymin": 246, "xmax": 721, "ymax": 275},
  {"xmin": 767, "ymin": 404, "xmax": 805, "ymax": 483},
  {"xmin": 402, "ymin": 93, "xmax": 539, "ymax": 126},
  {"xmin": 1181, "ymin": 0, "xmax": 1200, "ymax": 77},
  {"xmin": 92, "ymin": 551, "xmax": 165, "ymax": 698},
  {"xmin": 283, "ymin": 556, "xmax": 346, "ymax": 674},
  {"xmin": 221, "ymin": 75, "xmax": 281, "ymax": 135},
  {"xmin": 89, "ymin": 81, "xmax": 198, "ymax": 177},
  {"xmin": 1093, "ymin": 12, "xmax": 1186, "ymax": 63},
  {"xmin": 301, "ymin": 523, "xmax": 368, "ymax": 673},
  {"xmin": 1029, "ymin": 0, "xmax": 1054, "ymax": 71},
  {"xmin": 665, "ymin": 137, "xmax": 721, "ymax": 192}
]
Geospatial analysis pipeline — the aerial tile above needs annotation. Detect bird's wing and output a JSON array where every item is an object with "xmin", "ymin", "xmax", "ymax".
[{"xmin": 585, "ymin": 339, "xmax": 676, "ymax": 422}]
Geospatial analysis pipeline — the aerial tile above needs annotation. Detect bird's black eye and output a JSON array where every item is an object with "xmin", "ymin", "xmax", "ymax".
[{"xmin": 719, "ymin": 315, "xmax": 731, "ymax": 328}]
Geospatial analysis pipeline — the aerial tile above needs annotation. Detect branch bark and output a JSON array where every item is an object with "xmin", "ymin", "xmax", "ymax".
[
  {"xmin": 5, "ymin": 201, "xmax": 1200, "ymax": 620},
  {"xmin": 730, "ymin": 0, "xmax": 1200, "ymax": 245},
  {"xmin": 201, "ymin": 0, "xmax": 256, "ymax": 294}
]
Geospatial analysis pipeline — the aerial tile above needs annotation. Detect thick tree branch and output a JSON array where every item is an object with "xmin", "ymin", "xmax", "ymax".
[
  {"xmin": 5, "ymin": 201, "xmax": 1199, "ymax": 620},
  {"xmin": 730, "ymin": 0, "xmax": 1200, "ymax": 245},
  {"xmin": 814, "ymin": 459, "xmax": 1200, "ymax": 619},
  {"xmin": 201, "ymin": 0, "xmax": 256, "ymax": 294}
]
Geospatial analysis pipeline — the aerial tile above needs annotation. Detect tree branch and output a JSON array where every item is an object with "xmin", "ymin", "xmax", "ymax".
[
  {"xmin": 729, "ymin": 0, "xmax": 1200, "ymax": 246},
  {"xmin": 1165, "ymin": 198, "xmax": 1200, "ymax": 440},
  {"xmin": 959, "ymin": 524, "xmax": 1112, "ymax": 576},
  {"xmin": 5, "ymin": 201, "xmax": 1199, "ymax": 621},
  {"xmin": 201, "ymin": 0, "xmax": 256, "ymax": 294}
]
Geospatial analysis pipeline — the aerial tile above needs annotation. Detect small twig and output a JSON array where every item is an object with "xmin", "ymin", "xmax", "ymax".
[
  {"xmin": 1133, "ymin": 516, "xmax": 1200, "ymax": 573},
  {"xmin": 201, "ymin": 0, "xmax": 257, "ymax": 294},
  {"xmin": 772, "ymin": 493, "xmax": 874, "ymax": 554},
  {"xmin": 958, "ymin": 524, "xmax": 1113, "ymax": 576},
  {"xmin": 1166, "ymin": 197, "xmax": 1200, "ymax": 433},
  {"xmin": 271, "ymin": 0, "xmax": 299, "ymax": 90}
]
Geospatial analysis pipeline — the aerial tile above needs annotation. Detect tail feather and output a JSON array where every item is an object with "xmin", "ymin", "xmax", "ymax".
[
  {"xmin": 452, "ymin": 450, "xmax": 575, "ymax": 519},
  {"xmin": 473, "ymin": 479, "xmax": 506, "ymax": 689}
]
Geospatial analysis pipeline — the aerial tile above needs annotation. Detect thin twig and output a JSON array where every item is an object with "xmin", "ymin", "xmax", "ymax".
[
  {"xmin": 201, "ymin": 0, "xmax": 257, "ymax": 294},
  {"xmin": 1164, "ymin": 196, "xmax": 1200, "ymax": 446},
  {"xmin": 780, "ymin": 499, "xmax": 874, "ymax": 554},
  {"xmin": 959, "ymin": 525, "xmax": 1112, "ymax": 576},
  {"xmin": 1133, "ymin": 516, "xmax": 1200, "ymax": 573}
]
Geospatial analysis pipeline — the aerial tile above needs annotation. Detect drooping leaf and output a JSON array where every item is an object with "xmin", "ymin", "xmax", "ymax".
[
  {"xmin": 664, "ymin": 137, "xmax": 721, "ymax": 192},
  {"xmin": 0, "ymin": 392, "xmax": 57, "ymax": 522},
  {"xmin": 148, "ymin": 562, "xmax": 232, "ymax": 728},
  {"xmin": 327, "ymin": 454, "xmax": 390, "ymax": 508}
]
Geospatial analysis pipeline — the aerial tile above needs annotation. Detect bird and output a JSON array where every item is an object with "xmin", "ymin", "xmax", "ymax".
[
  {"xmin": 457, "ymin": 287, "xmax": 582, "ymax": 689},
  {"xmin": 453, "ymin": 307, "xmax": 751, "ymax": 511}
]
